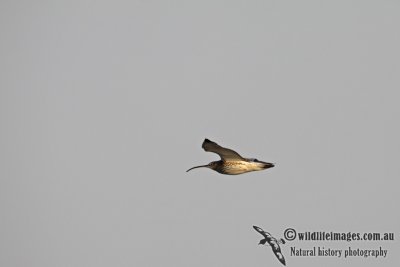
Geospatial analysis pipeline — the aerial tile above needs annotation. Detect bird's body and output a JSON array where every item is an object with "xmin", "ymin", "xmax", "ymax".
[
  {"xmin": 187, "ymin": 139, "xmax": 274, "ymax": 175},
  {"xmin": 253, "ymin": 226, "xmax": 286, "ymax": 266},
  {"xmin": 205, "ymin": 160, "xmax": 270, "ymax": 175}
]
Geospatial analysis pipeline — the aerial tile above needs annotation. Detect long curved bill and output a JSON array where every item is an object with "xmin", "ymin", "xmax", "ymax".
[{"xmin": 186, "ymin": 164, "xmax": 209, "ymax": 172}]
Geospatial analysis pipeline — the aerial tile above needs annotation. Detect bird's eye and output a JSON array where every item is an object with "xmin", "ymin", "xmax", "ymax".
[{"xmin": 254, "ymin": 159, "xmax": 258, "ymax": 162}]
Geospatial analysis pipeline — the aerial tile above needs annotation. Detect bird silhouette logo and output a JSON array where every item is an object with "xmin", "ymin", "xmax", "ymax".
[
  {"xmin": 253, "ymin": 226, "xmax": 286, "ymax": 266},
  {"xmin": 187, "ymin": 139, "xmax": 274, "ymax": 175}
]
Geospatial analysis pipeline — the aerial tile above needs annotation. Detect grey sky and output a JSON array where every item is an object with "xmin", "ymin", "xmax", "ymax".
[{"xmin": 1, "ymin": 1, "xmax": 399, "ymax": 266}]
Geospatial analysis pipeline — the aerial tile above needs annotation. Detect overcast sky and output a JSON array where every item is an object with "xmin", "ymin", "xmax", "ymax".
[{"xmin": 1, "ymin": 1, "xmax": 399, "ymax": 266}]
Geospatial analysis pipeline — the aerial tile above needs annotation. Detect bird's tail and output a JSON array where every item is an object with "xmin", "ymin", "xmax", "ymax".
[{"xmin": 263, "ymin": 162, "xmax": 275, "ymax": 169}]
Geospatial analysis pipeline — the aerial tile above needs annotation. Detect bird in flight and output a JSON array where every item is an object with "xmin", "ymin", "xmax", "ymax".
[
  {"xmin": 187, "ymin": 138, "xmax": 274, "ymax": 175},
  {"xmin": 253, "ymin": 226, "xmax": 286, "ymax": 266}
]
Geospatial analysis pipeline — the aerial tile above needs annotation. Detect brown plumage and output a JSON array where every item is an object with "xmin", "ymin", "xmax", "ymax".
[{"xmin": 186, "ymin": 139, "xmax": 274, "ymax": 175}]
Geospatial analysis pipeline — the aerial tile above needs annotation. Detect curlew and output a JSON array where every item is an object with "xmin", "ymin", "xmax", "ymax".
[
  {"xmin": 253, "ymin": 226, "xmax": 286, "ymax": 266},
  {"xmin": 186, "ymin": 139, "xmax": 274, "ymax": 175}
]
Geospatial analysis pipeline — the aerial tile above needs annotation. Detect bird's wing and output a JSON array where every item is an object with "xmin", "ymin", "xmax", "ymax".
[
  {"xmin": 202, "ymin": 139, "xmax": 244, "ymax": 161},
  {"xmin": 253, "ymin": 226, "xmax": 272, "ymax": 238},
  {"xmin": 271, "ymin": 243, "xmax": 286, "ymax": 266}
]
